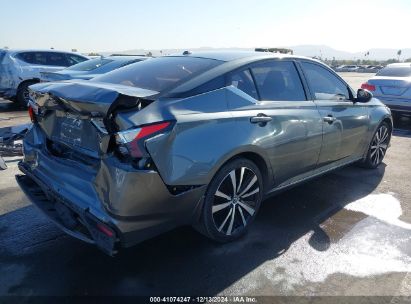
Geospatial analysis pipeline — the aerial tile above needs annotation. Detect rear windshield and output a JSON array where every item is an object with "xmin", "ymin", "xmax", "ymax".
[
  {"xmin": 66, "ymin": 58, "xmax": 113, "ymax": 71},
  {"xmin": 91, "ymin": 56, "xmax": 223, "ymax": 92},
  {"xmin": 377, "ymin": 66, "xmax": 411, "ymax": 77}
]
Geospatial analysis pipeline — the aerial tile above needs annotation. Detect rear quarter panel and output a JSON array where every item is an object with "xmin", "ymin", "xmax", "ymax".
[{"xmin": 145, "ymin": 87, "xmax": 272, "ymax": 186}]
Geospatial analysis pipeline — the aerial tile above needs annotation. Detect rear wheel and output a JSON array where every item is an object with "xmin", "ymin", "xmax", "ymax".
[
  {"xmin": 196, "ymin": 158, "xmax": 263, "ymax": 242},
  {"xmin": 360, "ymin": 121, "xmax": 391, "ymax": 169},
  {"xmin": 16, "ymin": 80, "xmax": 37, "ymax": 107}
]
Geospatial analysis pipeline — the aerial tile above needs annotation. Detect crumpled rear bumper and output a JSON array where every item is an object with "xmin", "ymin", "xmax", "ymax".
[
  {"xmin": 17, "ymin": 125, "xmax": 206, "ymax": 254},
  {"xmin": 16, "ymin": 169, "xmax": 118, "ymax": 255}
]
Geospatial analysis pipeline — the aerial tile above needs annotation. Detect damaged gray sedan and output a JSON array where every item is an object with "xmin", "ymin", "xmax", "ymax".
[{"xmin": 16, "ymin": 52, "xmax": 393, "ymax": 255}]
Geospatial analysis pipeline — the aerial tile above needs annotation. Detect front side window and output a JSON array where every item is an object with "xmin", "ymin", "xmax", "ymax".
[
  {"xmin": 251, "ymin": 61, "xmax": 306, "ymax": 101},
  {"xmin": 92, "ymin": 56, "xmax": 223, "ymax": 93},
  {"xmin": 46, "ymin": 52, "xmax": 68, "ymax": 66},
  {"xmin": 227, "ymin": 69, "xmax": 258, "ymax": 99},
  {"xmin": 301, "ymin": 62, "xmax": 350, "ymax": 100}
]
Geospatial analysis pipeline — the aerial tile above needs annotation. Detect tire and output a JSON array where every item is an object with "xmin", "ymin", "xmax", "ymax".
[
  {"xmin": 359, "ymin": 121, "xmax": 391, "ymax": 169},
  {"xmin": 195, "ymin": 158, "xmax": 263, "ymax": 243},
  {"xmin": 16, "ymin": 80, "xmax": 37, "ymax": 107}
]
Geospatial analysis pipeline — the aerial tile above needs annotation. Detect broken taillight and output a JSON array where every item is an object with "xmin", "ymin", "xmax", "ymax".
[
  {"xmin": 115, "ymin": 121, "xmax": 173, "ymax": 159},
  {"xmin": 28, "ymin": 106, "xmax": 36, "ymax": 122}
]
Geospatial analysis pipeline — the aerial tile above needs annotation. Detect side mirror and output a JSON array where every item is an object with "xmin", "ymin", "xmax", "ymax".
[{"xmin": 356, "ymin": 89, "xmax": 373, "ymax": 103}]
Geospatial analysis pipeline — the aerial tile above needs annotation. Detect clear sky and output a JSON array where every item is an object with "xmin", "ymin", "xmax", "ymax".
[{"xmin": 1, "ymin": 0, "xmax": 410, "ymax": 53}]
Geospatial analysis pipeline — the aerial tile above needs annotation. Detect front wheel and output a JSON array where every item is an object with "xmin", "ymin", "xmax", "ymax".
[
  {"xmin": 360, "ymin": 121, "xmax": 391, "ymax": 169},
  {"xmin": 196, "ymin": 158, "xmax": 263, "ymax": 243}
]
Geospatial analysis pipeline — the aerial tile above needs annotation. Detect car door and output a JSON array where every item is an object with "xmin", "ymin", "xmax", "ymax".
[
  {"xmin": 14, "ymin": 52, "xmax": 51, "ymax": 81},
  {"xmin": 299, "ymin": 61, "xmax": 369, "ymax": 166},
  {"xmin": 226, "ymin": 60, "xmax": 323, "ymax": 185}
]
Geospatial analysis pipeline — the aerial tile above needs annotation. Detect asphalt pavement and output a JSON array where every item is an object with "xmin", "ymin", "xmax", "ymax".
[{"xmin": 0, "ymin": 73, "xmax": 410, "ymax": 300}]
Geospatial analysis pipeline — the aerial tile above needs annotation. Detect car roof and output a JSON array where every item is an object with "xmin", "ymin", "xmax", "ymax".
[
  {"xmin": 3, "ymin": 49, "xmax": 88, "ymax": 57},
  {"xmin": 167, "ymin": 50, "xmax": 310, "ymax": 63},
  {"xmin": 166, "ymin": 51, "xmax": 333, "ymax": 97}
]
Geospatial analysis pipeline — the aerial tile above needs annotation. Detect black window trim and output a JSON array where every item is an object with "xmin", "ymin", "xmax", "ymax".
[
  {"xmin": 248, "ymin": 67, "xmax": 261, "ymax": 100},
  {"xmin": 225, "ymin": 67, "xmax": 259, "ymax": 101}
]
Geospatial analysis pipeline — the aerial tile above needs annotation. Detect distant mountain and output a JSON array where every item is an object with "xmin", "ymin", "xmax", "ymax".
[
  {"xmin": 100, "ymin": 47, "xmax": 253, "ymax": 57},
  {"xmin": 99, "ymin": 45, "xmax": 411, "ymax": 61},
  {"xmin": 289, "ymin": 45, "xmax": 353, "ymax": 60}
]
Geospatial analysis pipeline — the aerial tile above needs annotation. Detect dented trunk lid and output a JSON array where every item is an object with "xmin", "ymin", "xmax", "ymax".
[{"xmin": 29, "ymin": 81, "xmax": 158, "ymax": 158}]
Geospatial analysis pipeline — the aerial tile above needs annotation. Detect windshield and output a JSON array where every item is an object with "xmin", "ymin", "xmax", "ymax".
[
  {"xmin": 91, "ymin": 56, "xmax": 223, "ymax": 92},
  {"xmin": 377, "ymin": 66, "xmax": 411, "ymax": 77},
  {"xmin": 66, "ymin": 58, "xmax": 113, "ymax": 71}
]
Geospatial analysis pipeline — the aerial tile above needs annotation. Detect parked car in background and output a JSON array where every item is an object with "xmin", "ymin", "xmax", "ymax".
[
  {"xmin": 334, "ymin": 65, "xmax": 360, "ymax": 72},
  {"xmin": 40, "ymin": 55, "xmax": 148, "ymax": 82},
  {"xmin": 361, "ymin": 63, "xmax": 411, "ymax": 115},
  {"xmin": 358, "ymin": 65, "xmax": 384, "ymax": 73},
  {"xmin": 17, "ymin": 51, "xmax": 392, "ymax": 255},
  {"xmin": 0, "ymin": 49, "xmax": 88, "ymax": 106}
]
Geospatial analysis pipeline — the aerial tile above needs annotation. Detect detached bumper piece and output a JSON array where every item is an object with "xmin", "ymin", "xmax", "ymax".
[
  {"xmin": 0, "ymin": 123, "xmax": 31, "ymax": 170},
  {"xmin": 16, "ymin": 168, "xmax": 118, "ymax": 256}
]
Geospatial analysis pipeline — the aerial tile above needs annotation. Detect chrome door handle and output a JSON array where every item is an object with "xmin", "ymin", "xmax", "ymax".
[
  {"xmin": 250, "ymin": 114, "xmax": 272, "ymax": 124},
  {"xmin": 323, "ymin": 115, "xmax": 336, "ymax": 124}
]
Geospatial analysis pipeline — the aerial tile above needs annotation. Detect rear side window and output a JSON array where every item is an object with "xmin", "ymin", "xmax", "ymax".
[
  {"xmin": 92, "ymin": 56, "xmax": 223, "ymax": 93},
  {"xmin": 251, "ymin": 61, "xmax": 306, "ymax": 101},
  {"xmin": 180, "ymin": 76, "xmax": 226, "ymax": 97},
  {"xmin": 301, "ymin": 62, "xmax": 350, "ymax": 100},
  {"xmin": 16, "ymin": 52, "xmax": 33, "ymax": 63},
  {"xmin": 17, "ymin": 52, "xmax": 47, "ymax": 65},
  {"xmin": 227, "ymin": 69, "xmax": 258, "ymax": 99},
  {"xmin": 376, "ymin": 66, "xmax": 411, "ymax": 77}
]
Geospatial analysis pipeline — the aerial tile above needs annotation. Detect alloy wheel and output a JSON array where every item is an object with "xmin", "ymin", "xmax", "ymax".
[
  {"xmin": 370, "ymin": 125, "xmax": 389, "ymax": 166},
  {"xmin": 212, "ymin": 167, "xmax": 260, "ymax": 236},
  {"xmin": 23, "ymin": 88, "xmax": 30, "ymax": 104}
]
